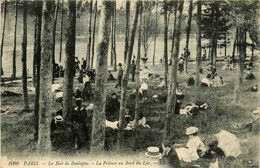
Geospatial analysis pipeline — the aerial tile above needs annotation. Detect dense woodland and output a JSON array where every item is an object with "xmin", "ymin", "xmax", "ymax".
[{"xmin": 1, "ymin": 0, "xmax": 260, "ymax": 166}]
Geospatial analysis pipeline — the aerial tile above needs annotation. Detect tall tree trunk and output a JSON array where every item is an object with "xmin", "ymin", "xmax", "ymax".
[
  {"xmin": 22, "ymin": 1, "xmax": 29, "ymax": 111},
  {"xmin": 52, "ymin": 0, "xmax": 60, "ymax": 83},
  {"xmin": 163, "ymin": 1, "xmax": 168, "ymax": 89},
  {"xmin": 0, "ymin": 0, "xmax": 7, "ymax": 72},
  {"xmin": 195, "ymin": 1, "xmax": 201, "ymax": 87},
  {"xmin": 135, "ymin": 2, "xmax": 142, "ymax": 127},
  {"xmin": 165, "ymin": 1, "xmax": 183, "ymax": 139},
  {"xmin": 37, "ymin": 0, "xmax": 55, "ymax": 153},
  {"xmin": 124, "ymin": 1, "xmax": 130, "ymax": 64},
  {"xmin": 232, "ymin": 28, "xmax": 238, "ymax": 64},
  {"xmin": 33, "ymin": 2, "xmax": 38, "ymax": 87},
  {"xmin": 90, "ymin": 1, "xmax": 113, "ymax": 154},
  {"xmin": 250, "ymin": 43, "xmax": 254, "ymax": 62},
  {"xmin": 63, "ymin": 0, "xmax": 76, "ymax": 121},
  {"xmin": 34, "ymin": 0, "xmax": 43, "ymax": 142},
  {"xmin": 86, "ymin": 0, "xmax": 93, "ymax": 70},
  {"xmin": 59, "ymin": 0, "xmax": 64, "ymax": 63},
  {"xmin": 184, "ymin": 0, "xmax": 192, "ymax": 73},
  {"xmin": 12, "ymin": 0, "xmax": 18, "ymax": 78},
  {"xmin": 152, "ymin": 2, "xmax": 158, "ymax": 66},
  {"xmin": 233, "ymin": 27, "xmax": 246, "ymax": 103},
  {"xmin": 117, "ymin": 2, "xmax": 140, "ymax": 150},
  {"xmin": 110, "ymin": 8, "xmax": 114, "ymax": 67},
  {"xmin": 91, "ymin": 0, "xmax": 97, "ymax": 69},
  {"xmin": 112, "ymin": 1, "xmax": 117, "ymax": 71},
  {"xmin": 170, "ymin": 3, "xmax": 177, "ymax": 54}
]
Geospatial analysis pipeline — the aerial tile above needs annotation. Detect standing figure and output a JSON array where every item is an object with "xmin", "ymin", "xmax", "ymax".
[
  {"xmin": 131, "ymin": 61, "xmax": 136, "ymax": 82},
  {"xmin": 71, "ymin": 98, "xmax": 89, "ymax": 149},
  {"xmin": 74, "ymin": 57, "xmax": 80, "ymax": 76},
  {"xmin": 82, "ymin": 74, "xmax": 93, "ymax": 101},
  {"xmin": 141, "ymin": 66, "xmax": 149, "ymax": 81},
  {"xmin": 178, "ymin": 56, "xmax": 184, "ymax": 74},
  {"xmin": 115, "ymin": 63, "xmax": 123, "ymax": 88},
  {"xmin": 81, "ymin": 58, "xmax": 86, "ymax": 71},
  {"xmin": 139, "ymin": 80, "xmax": 149, "ymax": 101}
]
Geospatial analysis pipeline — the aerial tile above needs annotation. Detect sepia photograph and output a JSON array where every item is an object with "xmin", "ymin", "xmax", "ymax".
[{"xmin": 0, "ymin": 0, "xmax": 259, "ymax": 167}]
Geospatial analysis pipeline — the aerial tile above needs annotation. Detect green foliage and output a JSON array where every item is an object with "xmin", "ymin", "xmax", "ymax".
[{"xmin": 201, "ymin": 1, "xmax": 231, "ymax": 48}]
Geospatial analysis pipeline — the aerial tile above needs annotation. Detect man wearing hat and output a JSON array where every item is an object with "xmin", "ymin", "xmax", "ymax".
[{"xmin": 71, "ymin": 98, "xmax": 89, "ymax": 149}]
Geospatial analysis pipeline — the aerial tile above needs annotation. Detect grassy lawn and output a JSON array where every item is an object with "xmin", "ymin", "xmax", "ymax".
[{"xmin": 1, "ymin": 60, "xmax": 259, "ymax": 167}]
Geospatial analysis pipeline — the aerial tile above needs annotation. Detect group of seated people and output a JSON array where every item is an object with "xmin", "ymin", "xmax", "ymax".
[
  {"xmin": 158, "ymin": 127, "xmax": 239, "ymax": 167},
  {"xmin": 105, "ymin": 92, "xmax": 150, "ymax": 130}
]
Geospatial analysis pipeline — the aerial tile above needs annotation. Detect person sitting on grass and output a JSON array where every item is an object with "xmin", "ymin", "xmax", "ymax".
[
  {"xmin": 159, "ymin": 140, "xmax": 181, "ymax": 167},
  {"xmin": 157, "ymin": 77, "xmax": 165, "ymax": 89},
  {"xmin": 128, "ymin": 110, "xmax": 150, "ymax": 129},
  {"xmin": 73, "ymin": 87, "xmax": 82, "ymax": 99},
  {"xmin": 175, "ymin": 127, "xmax": 206, "ymax": 162},
  {"xmin": 107, "ymin": 71, "xmax": 116, "ymax": 81},
  {"xmin": 105, "ymin": 93, "xmax": 120, "ymax": 121},
  {"xmin": 251, "ymin": 84, "xmax": 258, "ymax": 92},
  {"xmin": 106, "ymin": 111, "xmax": 132, "ymax": 130},
  {"xmin": 187, "ymin": 73, "xmax": 195, "ymax": 87},
  {"xmin": 245, "ymin": 69, "xmax": 256, "ymax": 80}
]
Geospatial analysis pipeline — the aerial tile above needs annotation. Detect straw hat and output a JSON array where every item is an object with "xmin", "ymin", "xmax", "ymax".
[
  {"xmin": 145, "ymin": 147, "xmax": 162, "ymax": 159},
  {"xmin": 186, "ymin": 126, "xmax": 199, "ymax": 135},
  {"xmin": 55, "ymin": 115, "xmax": 63, "ymax": 123}
]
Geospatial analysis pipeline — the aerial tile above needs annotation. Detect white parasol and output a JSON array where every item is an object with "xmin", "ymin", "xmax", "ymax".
[{"xmin": 215, "ymin": 130, "xmax": 241, "ymax": 158}]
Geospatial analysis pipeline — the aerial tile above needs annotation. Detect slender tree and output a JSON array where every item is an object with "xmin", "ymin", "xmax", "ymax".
[
  {"xmin": 184, "ymin": 0, "xmax": 193, "ymax": 73},
  {"xmin": 152, "ymin": 1, "xmax": 158, "ymax": 66},
  {"xmin": 231, "ymin": 28, "xmax": 238, "ymax": 64},
  {"xmin": 86, "ymin": 0, "xmax": 93, "ymax": 70},
  {"xmin": 91, "ymin": 0, "xmax": 97, "ymax": 69},
  {"xmin": 34, "ymin": 0, "xmax": 43, "ymax": 141},
  {"xmin": 59, "ymin": 0, "xmax": 64, "ymax": 63},
  {"xmin": 117, "ymin": 2, "xmax": 140, "ymax": 150},
  {"xmin": 12, "ymin": 0, "xmax": 18, "ymax": 78},
  {"xmin": 164, "ymin": 1, "xmax": 183, "ymax": 139},
  {"xmin": 90, "ymin": 1, "xmax": 113, "ymax": 153},
  {"xmin": 63, "ymin": 0, "xmax": 76, "ymax": 121},
  {"xmin": 124, "ymin": 1, "xmax": 130, "ymax": 64},
  {"xmin": 110, "ymin": 1, "xmax": 115, "ymax": 67},
  {"xmin": 37, "ymin": 0, "xmax": 55, "ymax": 153},
  {"xmin": 163, "ymin": 0, "xmax": 168, "ymax": 89},
  {"xmin": 112, "ymin": 1, "xmax": 117, "ymax": 71},
  {"xmin": 195, "ymin": 1, "xmax": 202, "ymax": 87},
  {"xmin": 0, "ymin": 0, "xmax": 7, "ymax": 71},
  {"xmin": 52, "ymin": 0, "xmax": 60, "ymax": 83},
  {"xmin": 22, "ymin": 1, "xmax": 29, "ymax": 111},
  {"xmin": 135, "ymin": 2, "xmax": 142, "ymax": 127}
]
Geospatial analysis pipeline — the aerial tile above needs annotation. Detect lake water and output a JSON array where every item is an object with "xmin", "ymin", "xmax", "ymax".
[{"xmin": 2, "ymin": 34, "xmax": 254, "ymax": 77}]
